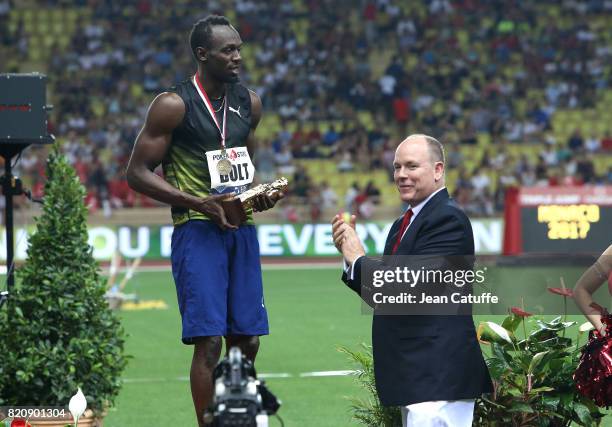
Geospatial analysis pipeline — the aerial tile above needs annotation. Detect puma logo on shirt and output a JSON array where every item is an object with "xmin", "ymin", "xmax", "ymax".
[{"xmin": 229, "ymin": 105, "xmax": 242, "ymax": 118}]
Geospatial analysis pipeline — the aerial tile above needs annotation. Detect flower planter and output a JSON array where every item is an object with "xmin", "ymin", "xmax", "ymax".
[{"xmin": 21, "ymin": 410, "xmax": 103, "ymax": 427}]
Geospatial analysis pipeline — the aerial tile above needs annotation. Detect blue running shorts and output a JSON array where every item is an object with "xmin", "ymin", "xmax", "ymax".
[{"xmin": 171, "ymin": 220, "xmax": 269, "ymax": 344}]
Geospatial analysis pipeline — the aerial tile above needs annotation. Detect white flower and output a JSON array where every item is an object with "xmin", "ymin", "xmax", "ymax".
[
  {"xmin": 69, "ymin": 387, "xmax": 87, "ymax": 426},
  {"xmin": 486, "ymin": 321, "xmax": 513, "ymax": 344}
]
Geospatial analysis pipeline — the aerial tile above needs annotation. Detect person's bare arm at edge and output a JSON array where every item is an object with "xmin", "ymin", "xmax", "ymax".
[
  {"xmin": 126, "ymin": 92, "xmax": 236, "ymax": 230},
  {"xmin": 246, "ymin": 89, "xmax": 284, "ymax": 212},
  {"xmin": 574, "ymin": 244, "xmax": 612, "ymax": 336}
]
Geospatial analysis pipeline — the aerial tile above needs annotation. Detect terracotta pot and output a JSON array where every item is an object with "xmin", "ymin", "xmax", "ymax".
[{"xmin": 20, "ymin": 410, "xmax": 104, "ymax": 427}]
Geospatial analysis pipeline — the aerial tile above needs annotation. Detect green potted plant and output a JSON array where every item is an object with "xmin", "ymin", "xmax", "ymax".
[
  {"xmin": 0, "ymin": 147, "xmax": 127, "ymax": 426},
  {"xmin": 474, "ymin": 310, "xmax": 604, "ymax": 426},
  {"xmin": 341, "ymin": 307, "xmax": 605, "ymax": 426}
]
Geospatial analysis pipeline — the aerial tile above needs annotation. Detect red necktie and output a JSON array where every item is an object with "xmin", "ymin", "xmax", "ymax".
[{"xmin": 391, "ymin": 209, "xmax": 413, "ymax": 254}]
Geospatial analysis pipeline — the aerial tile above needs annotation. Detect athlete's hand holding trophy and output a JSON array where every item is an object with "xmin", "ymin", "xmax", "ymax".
[{"xmin": 221, "ymin": 177, "xmax": 288, "ymax": 226}]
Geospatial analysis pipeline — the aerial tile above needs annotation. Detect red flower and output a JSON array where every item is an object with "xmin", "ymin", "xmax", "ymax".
[
  {"xmin": 547, "ymin": 287, "xmax": 573, "ymax": 297},
  {"xmin": 11, "ymin": 420, "xmax": 32, "ymax": 427},
  {"xmin": 511, "ymin": 307, "xmax": 532, "ymax": 317}
]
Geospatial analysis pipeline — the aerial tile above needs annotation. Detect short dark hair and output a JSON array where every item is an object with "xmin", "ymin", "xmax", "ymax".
[
  {"xmin": 190, "ymin": 15, "xmax": 231, "ymax": 58},
  {"xmin": 424, "ymin": 135, "xmax": 445, "ymax": 164}
]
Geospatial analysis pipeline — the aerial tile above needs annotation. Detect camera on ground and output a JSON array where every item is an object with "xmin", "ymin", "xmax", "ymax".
[{"xmin": 204, "ymin": 347, "xmax": 281, "ymax": 427}]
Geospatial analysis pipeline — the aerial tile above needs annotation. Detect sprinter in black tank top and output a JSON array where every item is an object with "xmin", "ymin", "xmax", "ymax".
[
  {"xmin": 126, "ymin": 15, "xmax": 283, "ymax": 426},
  {"xmin": 163, "ymin": 78, "xmax": 254, "ymax": 225}
]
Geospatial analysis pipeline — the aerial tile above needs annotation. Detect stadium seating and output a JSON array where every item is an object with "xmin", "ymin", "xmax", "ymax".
[{"xmin": 1, "ymin": 0, "xmax": 610, "ymax": 216}]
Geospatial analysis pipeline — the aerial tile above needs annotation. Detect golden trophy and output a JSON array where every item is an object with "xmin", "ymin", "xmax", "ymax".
[{"xmin": 222, "ymin": 177, "xmax": 289, "ymax": 226}]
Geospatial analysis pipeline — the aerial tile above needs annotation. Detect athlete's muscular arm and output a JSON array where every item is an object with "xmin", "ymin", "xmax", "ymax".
[
  {"xmin": 247, "ymin": 89, "xmax": 284, "ymax": 212},
  {"xmin": 127, "ymin": 92, "xmax": 236, "ymax": 230}
]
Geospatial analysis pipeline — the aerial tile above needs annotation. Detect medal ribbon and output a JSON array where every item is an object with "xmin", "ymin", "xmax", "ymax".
[{"xmin": 192, "ymin": 73, "xmax": 227, "ymax": 150}]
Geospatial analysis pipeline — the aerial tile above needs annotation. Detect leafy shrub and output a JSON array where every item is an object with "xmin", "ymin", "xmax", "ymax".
[{"xmin": 0, "ymin": 148, "xmax": 127, "ymax": 414}]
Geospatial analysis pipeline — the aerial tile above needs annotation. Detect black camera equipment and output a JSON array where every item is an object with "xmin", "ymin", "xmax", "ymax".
[
  {"xmin": 0, "ymin": 73, "xmax": 54, "ymax": 308},
  {"xmin": 204, "ymin": 347, "xmax": 282, "ymax": 427}
]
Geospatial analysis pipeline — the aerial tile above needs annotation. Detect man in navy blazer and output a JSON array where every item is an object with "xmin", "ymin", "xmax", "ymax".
[{"xmin": 332, "ymin": 134, "xmax": 492, "ymax": 426}]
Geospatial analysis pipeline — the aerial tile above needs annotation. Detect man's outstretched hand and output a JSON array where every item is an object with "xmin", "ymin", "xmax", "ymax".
[
  {"xmin": 252, "ymin": 190, "xmax": 285, "ymax": 212},
  {"xmin": 194, "ymin": 194, "xmax": 238, "ymax": 230}
]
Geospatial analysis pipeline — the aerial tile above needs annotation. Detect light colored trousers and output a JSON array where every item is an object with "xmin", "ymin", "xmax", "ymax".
[{"xmin": 401, "ymin": 400, "xmax": 475, "ymax": 427}]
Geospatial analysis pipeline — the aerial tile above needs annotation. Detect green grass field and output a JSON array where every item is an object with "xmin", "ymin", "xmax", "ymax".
[
  {"xmin": 106, "ymin": 267, "xmax": 371, "ymax": 426},
  {"xmin": 101, "ymin": 266, "xmax": 610, "ymax": 426}
]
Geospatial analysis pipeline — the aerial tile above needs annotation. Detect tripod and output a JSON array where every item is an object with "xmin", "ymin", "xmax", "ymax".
[{"xmin": 0, "ymin": 143, "xmax": 39, "ymax": 308}]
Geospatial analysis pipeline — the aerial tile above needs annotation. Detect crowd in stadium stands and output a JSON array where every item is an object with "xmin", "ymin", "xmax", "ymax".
[{"xmin": 1, "ymin": 0, "xmax": 611, "ymax": 220}]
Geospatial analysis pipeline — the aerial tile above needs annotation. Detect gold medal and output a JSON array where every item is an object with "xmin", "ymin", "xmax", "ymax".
[{"xmin": 217, "ymin": 158, "xmax": 232, "ymax": 175}]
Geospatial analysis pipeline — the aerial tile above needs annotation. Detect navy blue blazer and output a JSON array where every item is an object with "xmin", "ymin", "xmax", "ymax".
[{"xmin": 342, "ymin": 188, "xmax": 493, "ymax": 406}]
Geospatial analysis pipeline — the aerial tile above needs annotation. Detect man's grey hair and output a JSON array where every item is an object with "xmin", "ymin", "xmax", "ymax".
[
  {"xmin": 424, "ymin": 135, "xmax": 445, "ymax": 164},
  {"xmin": 405, "ymin": 134, "xmax": 445, "ymax": 164}
]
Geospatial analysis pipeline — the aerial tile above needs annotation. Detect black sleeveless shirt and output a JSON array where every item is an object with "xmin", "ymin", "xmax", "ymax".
[{"xmin": 163, "ymin": 78, "xmax": 252, "ymax": 225}]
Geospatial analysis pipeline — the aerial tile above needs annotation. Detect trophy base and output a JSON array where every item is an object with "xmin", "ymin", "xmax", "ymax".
[{"xmin": 222, "ymin": 198, "xmax": 248, "ymax": 227}]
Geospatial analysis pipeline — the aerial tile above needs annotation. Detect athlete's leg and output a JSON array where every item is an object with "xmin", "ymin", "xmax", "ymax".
[
  {"xmin": 191, "ymin": 336, "xmax": 222, "ymax": 427},
  {"xmin": 171, "ymin": 221, "xmax": 230, "ymax": 426}
]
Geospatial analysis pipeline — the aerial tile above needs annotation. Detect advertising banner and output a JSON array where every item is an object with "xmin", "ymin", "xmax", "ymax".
[{"xmin": 1, "ymin": 219, "xmax": 503, "ymax": 261}]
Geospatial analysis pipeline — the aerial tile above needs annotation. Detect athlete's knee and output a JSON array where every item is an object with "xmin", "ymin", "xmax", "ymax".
[
  {"xmin": 193, "ymin": 336, "xmax": 222, "ymax": 369},
  {"xmin": 242, "ymin": 335, "xmax": 260, "ymax": 356}
]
